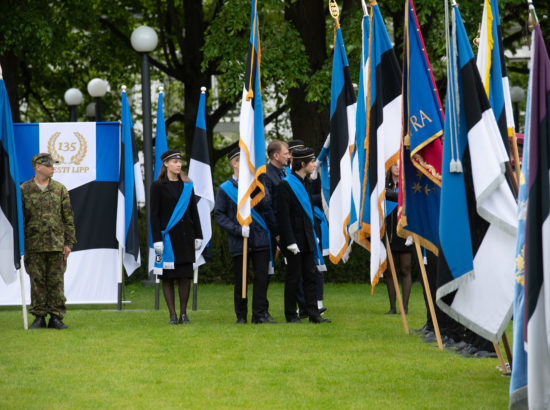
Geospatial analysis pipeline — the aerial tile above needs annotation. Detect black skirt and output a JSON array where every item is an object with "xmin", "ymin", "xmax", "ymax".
[{"xmin": 161, "ymin": 262, "xmax": 194, "ymax": 280}]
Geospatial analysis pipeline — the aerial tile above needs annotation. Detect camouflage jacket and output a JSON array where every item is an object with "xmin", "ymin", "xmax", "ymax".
[{"xmin": 20, "ymin": 178, "xmax": 76, "ymax": 252}]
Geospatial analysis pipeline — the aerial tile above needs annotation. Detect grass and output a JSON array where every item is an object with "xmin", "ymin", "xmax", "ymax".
[{"xmin": 0, "ymin": 282, "xmax": 511, "ymax": 409}]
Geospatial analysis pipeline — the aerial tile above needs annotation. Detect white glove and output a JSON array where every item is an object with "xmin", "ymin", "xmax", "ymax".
[
  {"xmin": 137, "ymin": 200, "xmax": 145, "ymax": 209},
  {"xmin": 242, "ymin": 226, "xmax": 250, "ymax": 238},
  {"xmin": 287, "ymin": 243, "xmax": 300, "ymax": 255},
  {"xmin": 195, "ymin": 239, "xmax": 202, "ymax": 250},
  {"xmin": 405, "ymin": 236, "xmax": 413, "ymax": 247},
  {"xmin": 154, "ymin": 241, "xmax": 164, "ymax": 255}
]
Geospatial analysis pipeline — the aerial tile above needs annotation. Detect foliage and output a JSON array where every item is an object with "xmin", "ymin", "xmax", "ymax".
[{"xmin": 0, "ymin": 283, "xmax": 512, "ymax": 408}]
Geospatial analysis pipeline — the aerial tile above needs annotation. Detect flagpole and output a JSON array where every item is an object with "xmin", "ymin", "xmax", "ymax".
[
  {"xmin": 18, "ymin": 262, "xmax": 28, "ymax": 330},
  {"xmin": 154, "ymin": 273, "xmax": 160, "ymax": 310},
  {"xmin": 117, "ymin": 243, "xmax": 123, "ymax": 310},
  {"xmin": 242, "ymin": 238, "xmax": 248, "ymax": 299},
  {"xmin": 192, "ymin": 267, "xmax": 198, "ymax": 311},
  {"xmin": 385, "ymin": 235, "xmax": 409, "ymax": 334},
  {"xmin": 413, "ymin": 235, "xmax": 442, "ymax": 350},
  {"xmin": 493, "ymin": 341, "xmax": 509, "ymax": 375}
]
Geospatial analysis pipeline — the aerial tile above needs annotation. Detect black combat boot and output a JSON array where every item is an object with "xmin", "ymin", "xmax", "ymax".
[
  {"xmin": 48, "ymin": 315, "xmax": 68, "ymax": 329},
  {"xmin": 29, "ymin": 316, "xmax": 46, "ymax": 329}
]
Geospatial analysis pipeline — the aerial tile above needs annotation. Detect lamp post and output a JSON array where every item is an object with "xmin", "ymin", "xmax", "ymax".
[
  {"xmin": 510, "ymin": 86, "xmax": 526, "ymax": 130},
  {"xmin": 131, "ymin": 25, "xmax": 158, "ymax": 285},
  {"xmin": 64, "ymin": 88, "xmax": 83, "ymax": 122},
  {"xmin": 87, "ymin": 78, "xmax": 109, "ymax": 121}
]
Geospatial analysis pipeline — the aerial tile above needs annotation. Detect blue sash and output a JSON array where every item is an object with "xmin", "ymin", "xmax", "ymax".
[
  {"xmin": 385, "ymin": 188, "xmax": 398, "ymax": 217},
  {"xmin": 285, "ymin": 174, "xmax": 326, "ymax": 271},
  {"xmin": 154, "ymin": 181, "xmax": 194, "ymax": 271},
  {"xmin": 313, "ymin": 206, "xmax": 329, "ymax": 256},
  {"xmin": 220, "ymin": 180, "xmax": 274, "ymax": 274}
]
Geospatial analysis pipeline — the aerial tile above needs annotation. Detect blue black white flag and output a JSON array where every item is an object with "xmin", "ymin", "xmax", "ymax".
[
  {"xmin": 116, "ymin": 90, "xmax": 145, "ymax": 275},
  {"xmin": 350, "ymin": 2, "xmax": 369, "ymax": 247},
  {"xmin": 188, "ymin": 88, "xmax": 214, "ymax": 266},
  {"xmin": 327, "ymin": 24, "xmax": 356, "ymax": 264},
  {"xmin": 148, "ymin": 89, "xmax": 169, "ymax": 273},
  {"xmin": 357, "ymin": 3, "xmax": 402, "ymax": 290},
  {"xmin": 1, "ymin": 121, "xmax": 120, "ymax": 304},
  {"xmin": 508, "ymin": 27, "xmax": 534, "ymax": 410},
  {"xmin": 397, "ymin": 0, "xmax": 443, "ymax": 255},
  {"xmin": 476, "ymin": 0, "xmax": 515, "ymax": 152},
  {"xmin": 523, "ymin": 23, "xmax": 550, "ymax": 410},
  {"xmin": 0, "ymin": 71, "xmax": 23, "ymax": 285},
  {"xmin": 237, "ymin": 0, "xmax": 266, "ymax": 227},
  {"xmin": 436, "ymin": 3, "xmax": 517, "ymax": 342}
]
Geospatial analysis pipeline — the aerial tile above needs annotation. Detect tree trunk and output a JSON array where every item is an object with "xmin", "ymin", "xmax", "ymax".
[
  {"xmin": 284, "ymin": 0, "xmax": 330, "ymax": 153},
  {"xmin": 0, "ymin": 50, "xmax": 21, "ymax": 122}
]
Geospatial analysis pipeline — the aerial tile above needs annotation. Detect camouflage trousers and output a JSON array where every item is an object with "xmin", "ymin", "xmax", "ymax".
[{"xmin": 25, "ymin": 252, "xmax": 67, "ymax": 318}]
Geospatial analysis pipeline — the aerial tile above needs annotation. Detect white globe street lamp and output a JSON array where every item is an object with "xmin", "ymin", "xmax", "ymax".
[
  {"xmin": 64, "ymin": 88, "xmax": 83, "ymax": 122},
  {"xmin": 131, "ymin": 25, "xmax": 158, "ymax": 287},
  {"xmin": 87, "ymin": 78, "xmax": 109, "ymax": 121}
]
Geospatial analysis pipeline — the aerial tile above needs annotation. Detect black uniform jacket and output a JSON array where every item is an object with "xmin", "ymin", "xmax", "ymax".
[
  {"xmin": 214, "ymin": 177, "xmax": 275, "ymax": 257},
  {"xmin": 277, "ymin": 171, "xmax": 316, "ymax": 253},
  {"xmin": 150, "ymin": 178, "xmax": 203, "ymax": 264}
]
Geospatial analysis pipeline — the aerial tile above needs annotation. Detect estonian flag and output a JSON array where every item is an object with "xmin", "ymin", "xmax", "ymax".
[
  {"xmin": 396, "ymin": 0, "xmax": 443, "ymax": 255},
  {"xmin": 0, "ymin": 69, "xmax": 23, "ymax": 285},
  {"xmin": 357, "ymin": 3, "xmax": 402, "ymax": 290},
  {"xmin": 237, "ymin": 0, "xmax": 266, "ymax": 226},
  {"xmin": 524, "ymin": 23, "xmax": 550, "ymax": 410},
  {"xmin": 508, "ymin": 26, "xmax": 535, "ymax": 410},
  {"xmin": 327, "ymin": 24, "xmax": 356, "ymax": 264},
  {"xmin": 436, "ymin": 3, "xmax": 517, "ymax": 342},
  {"xmin": 350, "ymin": 2, "xmax": 369, "ymax": 248},
  {"xmin": 148, "ymin": 89, "xmax": 169, "ymax": 273},
  {"xmin": 476, "ymin": 0, "xmax": 515, "ymax": 151},
  {"xmin": 188, "ymin": 88, "xmax": 214, "ymax": 266},
  {"xmin": 116, "ymin": 90, "xmax": 145, "ymax": 275}
]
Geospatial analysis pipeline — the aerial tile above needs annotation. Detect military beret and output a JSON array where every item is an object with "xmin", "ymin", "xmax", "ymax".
[
  {"xmin": 288, "ymin": 139, "xmax": 305, "ymax": 152},
  {"xmin": 32, "ymin": 153, "xmax": 59, "ymax": 167},
  {"xmin": 161, "ymin": 149, "xmax": 183, "ymax": 162},
  {"xmin": 227, "ymin": 147, "xmax": 240, "ymax": 161},
  {"xmin": 292, "ymin": 147, "xmax": 315, "ymax": 161}
]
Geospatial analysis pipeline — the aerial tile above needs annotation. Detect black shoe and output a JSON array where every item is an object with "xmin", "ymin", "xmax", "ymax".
[
  {"xmin": 235, "ymin": 318, "xmax": 247, "ymax": 324},
  {"xmin": 252, "ymin": 316, "xmax": 276, "ymax": 324},
  {"xmin": 309, "ymin": 316, "xmax": 331, "ymax": 323},
  {"xmin": 178, "ymin": 314, "xmax": 190, "ymax": 324},
  {"xmin": 286, "ymin": 317, "xmax": 302, "ymax": 323},
  {"xmin": 48, "ymin": 315, "xmax": 68, "ymax": 329},
  {"xmin": 265, "ymin": 312, "xmax": 276, "ymax": 323},
  {"xmin": 298, "ymin": 310, "xmax": 309, "ymax": 319},
  {"xmin": 473, "ymin": 350, "xmax": 498, "ymax": 358},
  {"xmin": 459, "ymin": 345, "xmax": 479, "ymax": 357},
  {"xmin": 29, "ymin": 316, "xmax": 46, "ymax": 329},
  {"xmin": 319, "ymin": 307, "xmax": 327, "ymax": 315},
  {"xmin": 384, "ymin": 309, "xmax": 396, "ymax": 315},
  {"xmin": 169, "ymin": 315, "xmax": 178, "ymax": 325}
]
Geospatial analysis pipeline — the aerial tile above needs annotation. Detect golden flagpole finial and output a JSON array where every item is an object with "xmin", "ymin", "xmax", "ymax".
[{"xmin": 329, "ymin": 0, "xmax": 340, "ymax": 27}]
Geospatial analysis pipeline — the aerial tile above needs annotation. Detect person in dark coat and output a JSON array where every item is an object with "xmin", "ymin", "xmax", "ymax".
[
  {"xmin": 151, "ymin": 150, "xmax": 203, "ymax": 325},
  {"xmin": 214, "ymin": 148, "xmax": 275, "ymax": 324},
  {"xmin": 384, "ymin": 161, "xmax": 413, "ymax": 315},
  {"xmin": 277, "ymin": 147, "xmax": 330, "ymax": 324}
]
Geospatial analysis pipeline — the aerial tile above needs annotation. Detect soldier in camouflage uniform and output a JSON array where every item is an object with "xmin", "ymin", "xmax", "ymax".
[{"xmin": 20, "ymin": 153, "xmax": 76, "ymax": 329}]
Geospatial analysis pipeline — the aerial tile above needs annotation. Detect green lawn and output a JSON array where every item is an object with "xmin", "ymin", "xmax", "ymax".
[{"xmin": 0, "ymin": 283, "xmax": 511, "ymax": 409}]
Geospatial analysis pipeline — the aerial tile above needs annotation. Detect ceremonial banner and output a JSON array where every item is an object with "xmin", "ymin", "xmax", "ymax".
[
  {"xmin": 524, "ymin": 23, "xmax": 550, "ymax": 410},
  {"xmin": 358, "ymin": 3, "xmax": 402, "ymax": 290},
  {"xmin": 509, "ymin": 29, "xmax": 534, "ymax": 410},
  {"xmin": 476, "ymin": 0, "xmax": 515, "ymax": 151},
  {"xmin": 117, "ymin": 91, "xmax": 145, "ymax": 275},
  {"xmin": 148, "ymin": 90, "xmax": 169, "ymax": 272},
  {"xmin": 0, "ymin": 122, "xmax": 120, "ymax": 305},
  {"xmin": 350, "ymin": 3, "xmax": 369, "ymax": 247},
  {"xmin": 189, "ymin": 88, "xmax": 214, "ymax": 267},
  {"xmin": 397, "ymin": 0, "xmax": 443, "ymax": 255},
  {"xmin": 327, "ymin": 24, "xmax": 356, "ymax": 264},
  {"xmin": 436, "ymin": 4, "xmax": 517, "ymax": 342},
  {"xmin": 237, "ymin": 0, "xmax": 266, "ymax": 227},
  {"xmin": 0, "ymin": 74, "xmax": 23, "ymax": 285}
]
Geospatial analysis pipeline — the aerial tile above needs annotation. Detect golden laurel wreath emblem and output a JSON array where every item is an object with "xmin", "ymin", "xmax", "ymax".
[{"xmin": 47, "ymin": 131, "xmax": 88, "ymax": 165}]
